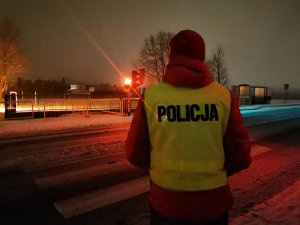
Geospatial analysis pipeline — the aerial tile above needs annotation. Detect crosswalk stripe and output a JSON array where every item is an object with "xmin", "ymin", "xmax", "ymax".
[
  {"xmin": 35, "ymin": 160, "xmax": 133, "ymax": 188},
  {"xmin": 47, "ymin": 145, "xmax": 271, "ymax": 219},
  {"xmin": 54, "ymin": 176, "xmax": 150, "ymax": 218}
]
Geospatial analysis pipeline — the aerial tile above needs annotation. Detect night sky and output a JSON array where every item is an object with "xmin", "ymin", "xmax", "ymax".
[{"xmin": 1, "ymin": 0, "xmax": 300, "ymax": 89}]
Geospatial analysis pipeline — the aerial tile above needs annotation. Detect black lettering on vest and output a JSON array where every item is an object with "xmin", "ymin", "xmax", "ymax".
[
  {"xmin": 167, "ymin": 105, "xmax": 176, "ymax": 122},
  {"xmin": 200, "ymin": 104, "xmax": 209, "ymax": 121},
  {"xmin": 210, "ymin": 104, "xmax": 219, "ymax": 121},
  {"xmin": 185, "ymin": 105, "xmax": 191, "ymax": 122},
  {"xmin": 177, "ymin": 105, "xmax": 185, "ymax": 122},
  {"xmin": 190, "ymin": 104, "xmax": 200, "ymax": 121},
  {"xmin": 157, "ymin": 104, "xmax": 220, "ymax": 122},
  {"xmin": 157, "ymin": 105, "xmax": 166, "ymax": 122}
]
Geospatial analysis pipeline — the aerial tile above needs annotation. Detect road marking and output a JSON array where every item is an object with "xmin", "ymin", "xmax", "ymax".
[
  {"xmin": 51, "ymin": 145, "xmax": 271, "ymax": 219},
  {"xmin": 54, "ymin": 176, "xmax": 150, "ymax": 218},
  {"xmin": 35, "ymin": 161, "xmax": 134, "ymax": 188},
  {"xmin": 251, "ymin": 144, "xmax": 272, "ymax": 157}
]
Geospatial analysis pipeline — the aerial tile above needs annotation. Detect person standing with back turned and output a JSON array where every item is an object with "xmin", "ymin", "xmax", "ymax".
[{"xmin": 125, "ymin": 29, "xmax": 251, "ymax": 225}]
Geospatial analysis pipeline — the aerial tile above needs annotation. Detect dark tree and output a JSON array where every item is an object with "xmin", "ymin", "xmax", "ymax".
[
  {"xmin": 0, "ymin": 18, "xmax": 26, "ymax": 100},
  {"xmin": 9, "ymin": 77, "xmax": 69, "ymax": 95},
  {"xmin": 206, "ymin": 46, "xmax": 228, "ymax": 86},
  {"xmin": 136, "ymin": 31, "xmax": 173, "ymax": 83}
]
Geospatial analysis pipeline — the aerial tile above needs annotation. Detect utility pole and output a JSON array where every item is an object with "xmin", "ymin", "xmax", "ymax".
[{"xmin": 284, "ymin": 84, "xmax": 289, "ymax": 104}]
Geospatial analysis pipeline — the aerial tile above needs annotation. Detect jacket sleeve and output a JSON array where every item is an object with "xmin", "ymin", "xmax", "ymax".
[
  {"xmin": 224, "ymin": 92, "xmax": 251, "ymax": 176},
  {"xmin": 125, "ymin": 96, "xmax": 151, "ymax": 169}
]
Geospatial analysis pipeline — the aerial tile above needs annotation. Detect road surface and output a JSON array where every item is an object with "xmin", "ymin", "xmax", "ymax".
[{"xmin": 0, "ymin": 121, "xmax": 299, "ymax": 224}]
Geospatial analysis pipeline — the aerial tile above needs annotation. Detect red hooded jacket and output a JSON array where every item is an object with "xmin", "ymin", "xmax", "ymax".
[{"xmin": 125, "ymin": 35, "xmax": 251, "ymax": 222}]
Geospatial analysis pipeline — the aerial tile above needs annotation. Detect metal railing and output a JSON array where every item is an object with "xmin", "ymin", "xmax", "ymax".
[
  {"xmin": 3, "ymin": 98, "xmax": 141, "ymax": 119},
  {"xmin": 4, "ymin": 100, "xmax": 35, "ymax": 118},
  {"xmin": 121, "ymin": 98, "xmax": 140, "ymax": 116},
  {"xmin": 43, "ymin": 98, "xmax": 123, "ymax": 118},
  {"xmin": 87, "ymin": 98, "xmax": 122, "ymax": 115}
]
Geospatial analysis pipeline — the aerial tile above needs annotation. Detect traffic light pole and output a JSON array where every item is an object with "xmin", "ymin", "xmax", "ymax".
[{"xmin": 127, "ymin": 91, "xmax": 131, "ymax": 116}]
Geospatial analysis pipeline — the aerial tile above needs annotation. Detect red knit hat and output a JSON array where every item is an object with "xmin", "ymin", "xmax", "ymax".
[{"xmin": 169, "ymin": 29, "xmax": 205, "ymax": 61}]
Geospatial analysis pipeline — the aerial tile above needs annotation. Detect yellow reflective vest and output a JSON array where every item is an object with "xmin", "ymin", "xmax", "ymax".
[{"xmin": 144, "ymin": 81, "xmax": 231, "ymax": 191}]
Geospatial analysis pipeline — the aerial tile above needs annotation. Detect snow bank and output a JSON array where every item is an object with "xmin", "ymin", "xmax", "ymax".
[{"xmin": 230, "ymin": 180, "xmax": 300, "ymax": 225}]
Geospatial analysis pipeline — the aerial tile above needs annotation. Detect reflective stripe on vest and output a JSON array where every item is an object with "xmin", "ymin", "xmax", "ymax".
[{"xmin": 144, "ymin": 81, "xmax": 231, "ymax": 191}]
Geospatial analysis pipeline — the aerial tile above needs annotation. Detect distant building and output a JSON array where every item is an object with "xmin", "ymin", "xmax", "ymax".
[
  {"xmin": 67, "ymin": 83, "xmax": 95, "ymax": 96},
  {"xmin": 232, "ymin": 84, "xmax": 271, "ymax": 105}
]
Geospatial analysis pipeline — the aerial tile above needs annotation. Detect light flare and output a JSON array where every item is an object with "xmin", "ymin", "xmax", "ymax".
[
  {"xmin": 57, "ymin": 0, "xmax": 125, "ymax": 80},
  {"xmin": 124, "ymin": 78, "xmax": 132, "ymax": 86},
  {"xmin": 57, "ymin": 1, "xmax": 155, "ymax": 116}
]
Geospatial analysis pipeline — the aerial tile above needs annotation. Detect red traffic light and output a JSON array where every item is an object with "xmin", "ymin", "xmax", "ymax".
[{"xmin": 132, "ymin": 69, "xmax": 145, "ymax": 88}]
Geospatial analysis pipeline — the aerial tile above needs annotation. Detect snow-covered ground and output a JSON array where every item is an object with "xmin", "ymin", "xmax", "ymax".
[
  {"xmin": 0, "ymin": 113, "xmax": 299, "ymax": 224},
  {"xmin": 0, "ymin": 113, "xmax": 132, "ymax": 138},
  {"xmin": 230, "ymin": 180, "xmax": 300, "ymax": 225}
]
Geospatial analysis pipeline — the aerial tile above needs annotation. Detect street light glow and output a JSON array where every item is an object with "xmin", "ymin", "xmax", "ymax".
[{"xmin": 124, "ymin": 78, "xmax": 132, "ymax": 86}]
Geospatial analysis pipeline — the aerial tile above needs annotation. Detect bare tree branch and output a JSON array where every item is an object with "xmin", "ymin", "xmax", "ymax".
[
  {"xmin": 206, "ymin": 45, "xmax": 228, "ymax": 86},
  {"xmin": 135, "ymin": 31, "xmax": 173, "ymax": 83},
  {"xmin": 0, "ymin": 18, "xmax": 26, "ymax": 100}
]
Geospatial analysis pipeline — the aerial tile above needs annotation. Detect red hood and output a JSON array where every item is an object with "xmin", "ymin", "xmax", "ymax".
[{"xmin": 163, "ymin": 56, "xmax": 213, "ymax": 89}]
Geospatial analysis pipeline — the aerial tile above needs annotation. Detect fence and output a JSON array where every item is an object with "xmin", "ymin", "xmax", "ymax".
[
  {"xmin": 121, "ymin": 98, "xmax": 139, "ymax": 116},
  {"xmin": 4, "ymin": 100, "xmax": 34, "ymax": 118},
  {"xmin": 3, "ymin": 98, "xmax": 140, "ymax": 119}
]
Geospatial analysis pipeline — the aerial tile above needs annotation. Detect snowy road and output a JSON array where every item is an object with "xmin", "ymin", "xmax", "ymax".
[
  {"xmin": 0, "ymin": 106, "xmax": 300, "ymax": 225},
  {"xmin": 241, "ymin": 104, "xmax": 300, "ymax": 142},
  {"xmin": 0, "ymin": 127, "xmax": 299, "ymax": 224},
  {"xmin": 0, "ymin": 123, "xmax": 147, "ymax": 225},
  {"xmin": 229, "ymin": 130, "xmax": 300, "ymax": 218},
  {"xmin": 0, "ymin": 124, "xmax": 130, "ymax": 172},
  {"xmin": 62, "ymin": 129, "xmax": 300, "ymax": 225}
]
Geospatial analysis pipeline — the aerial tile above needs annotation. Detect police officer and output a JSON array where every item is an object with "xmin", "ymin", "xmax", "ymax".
[{"xmin": 126, "ymin": 29, "xmax": 251, "ymax": 225}]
